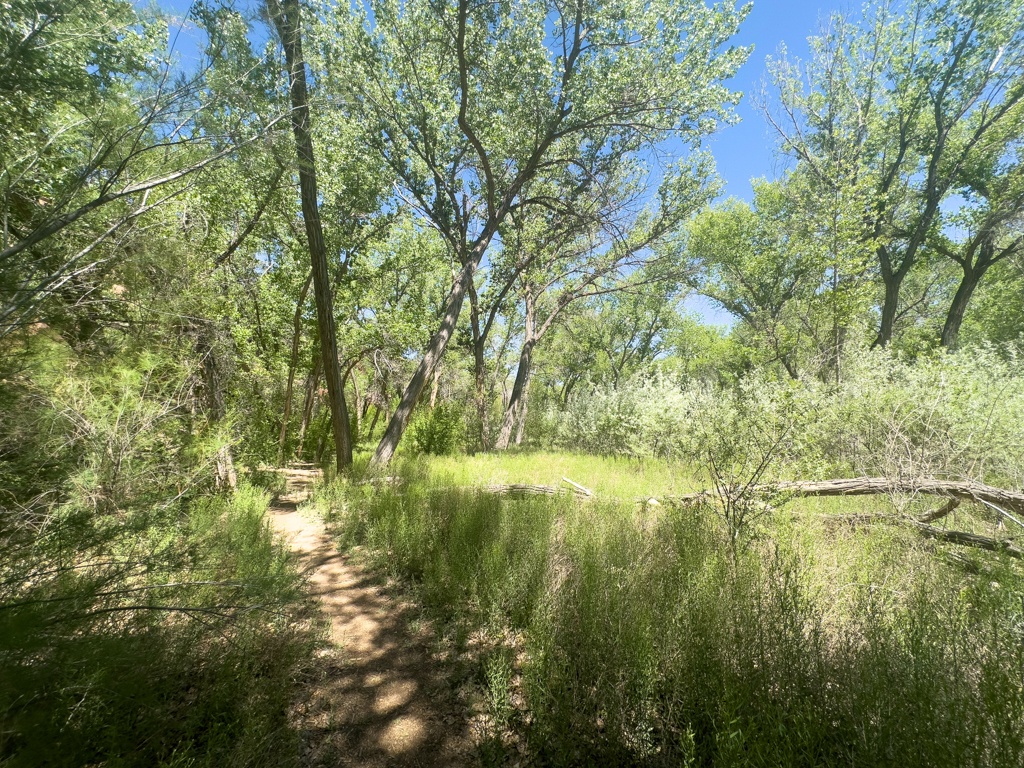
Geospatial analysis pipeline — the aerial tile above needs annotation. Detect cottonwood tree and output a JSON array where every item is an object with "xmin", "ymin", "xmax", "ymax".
[
  {"xmin": 267, "ymin": 0, "xmax": 354, "ymax": 470},
  {"xmin": 686, "ymin": 180, "xmax": 825, "ymax": 378},
  {"xmin": 492, "ymin": 158, "xmax": 716, "ymax": 448},
  {"xmin": 765, "ymin": 0, "xmax": 1024, "ymax": 349},
  {"xmin": 332, "ymin": 0, "xmax": 749, "ymax": 466},
  {"xmin": 932, "ymin": 116, "xmax": 1024, "ymax": 349}
]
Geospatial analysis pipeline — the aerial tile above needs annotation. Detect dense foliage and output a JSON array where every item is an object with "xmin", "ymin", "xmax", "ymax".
[{"xmin": 2, "ymin": 0, "xmax": 1023, "ymax": 764}]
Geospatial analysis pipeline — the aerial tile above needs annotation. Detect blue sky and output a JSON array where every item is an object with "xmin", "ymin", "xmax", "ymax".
[
  {"xmin": 152, "ymin": 0, "xmax": 848, "ymax": 325},
  {"xmin": 711, "ymin": 0, "xmax": 843, "ymax": 204}
]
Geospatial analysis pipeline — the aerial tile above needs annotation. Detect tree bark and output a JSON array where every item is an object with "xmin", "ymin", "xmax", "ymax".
[
  {"xmin": 873, "ymin": 265, "xmax": 902, "ymax": 349},
  {"xmin": 269, "ymin": 0, "xmax": 352, "ymax": 472},
  {"xmin": 371, "ymin": 235, "xmax": 494, "ymax": 468},
  {"xmin": 367, "ymin": 405, "xmax": 381, "ymax": 440},
  {"xmin": 277, "ymin": 271, "xmax": 312, "ymax": 466},
  {"xmin": 940, "ymin": 266, "xmax": 982, "ymax": 350},
  {"xmin": 774, "ymin": 477, "xmax": 1024, "ymax": 515},
  {"xmin": 468, "ymin": 280, "xmax": 491, "ymax": 448},
  {"xmin": 497, "ymin": 339, "xmax": 534, "ymax": 449},
  {"xmin": 348, "ymin": 365, "xmax": 361, "ymax": 441},
  {"xmin": 496, "ymin": 289, "xmax": 537, "ymax": 450},
  {"xmin": 514, "ymin": 370, "xmax": 531, "ymax": 446},
  {"xmin": 296, "ymin": 356, "xmax": 321, "ymax": 461},
  {"xmin": 429, "ymin": 367, "xmax": 440, "ymax": 410}
]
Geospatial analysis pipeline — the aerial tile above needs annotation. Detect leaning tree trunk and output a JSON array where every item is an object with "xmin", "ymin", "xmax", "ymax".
[
  {"xmin": 940, "ymin": 268, "xmax": 981, "ymax": 350},
  {"xmin": 941, "ymin": 242, "xmax": 994, "ymax": 351},
  {"xmin": 269, "ymin": 0, "xmax": 351, "ymax": 471},
  {"xmin": 371, "ymin": 235, "xmax": 495, "ymax": 468},
  {"xmin": 277, "ymin": 271, "xmax": 312, "ymax": 465}
]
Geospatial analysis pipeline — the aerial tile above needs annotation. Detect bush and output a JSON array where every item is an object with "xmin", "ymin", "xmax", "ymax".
[
  {"xmin": 0, "ymin": 350, "xmax": 319, "ymax": 767},
  {"xmin": 547, "ymin": 346, "xmax": 1024, "ymax": 488},
  {"xmin": 409, "ymin": 401, "xmax": 467, "ymax": 455}
]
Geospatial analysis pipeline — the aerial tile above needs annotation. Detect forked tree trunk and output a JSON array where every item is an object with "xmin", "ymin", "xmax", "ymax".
[
  {"xmin": 940, "ymin": 238, "xmax": 999, "ymax": 351},
  {"xmin": 496, "ymin": 338, "xmax": 534, "ymax": 449},
  {"xmin": 269, "ymin": 0, "xmax": 352, "ymax": 471},
  {"xmin": 277, "ymin": 271, "xmax": 312, "ymax": 465}
]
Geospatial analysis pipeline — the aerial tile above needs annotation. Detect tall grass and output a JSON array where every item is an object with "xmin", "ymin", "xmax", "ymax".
[
  {"xmin": 318, "ymin": 461, "xmax": 1024, "ymax": 766},
  {"xmin": 0, "ymin": 484, "xmax": 320, "ymax": 767}
]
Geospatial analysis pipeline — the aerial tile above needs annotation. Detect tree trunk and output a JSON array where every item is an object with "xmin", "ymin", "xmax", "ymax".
[
  {"xmin": 513, "ymin": 369, "xmax": 531, "ymax": 446},
  {"xmin": 296, "ymin": 356, "xmax": 321, "ymax": 461},
  {"xmin": 468, "ymin": 280, "xmax": 491, "ymax": 448},
  {"xmin": 269, "ymin": 0, "xmax": 352, "ymax": 472},
  {"xmin": 371, "ymin": 235, "xmax": 493, "ymax": 468},
  {"xmin": 941, "ymin": 241, "xmax": 996, "ymax": 351},
  {"xmin": 195, "ymin": 322, "xmax": 236, "ymax": 488},
  {"xmin": 872, "ymin": 270, "xmax": 901, "ymax": 349},
  {"xmin": 940, "ymin": 267, "xmax": 981, "ymax": 350},
  {"xmin": 277, "ymin": 271, "xmax": 312, "ymax": 466},
  {"xmin": 497, "ymin": 290, "xmax": 537, "ymax": 450},
  {"xmin": 367, "ymin": 405, "xmax": 381, "ymax": 440},
  {"xmin": 348, "ymin": 365, "xmax": 361, "ymax": 441},
  {"xmin": 429, "ymin": 367, "xmax": 440, "ymax": 410}
]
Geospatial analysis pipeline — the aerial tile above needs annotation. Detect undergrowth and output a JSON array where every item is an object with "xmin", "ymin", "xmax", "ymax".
[
  {"xmin": 317, "ymin": 459, "xmax": 1024, "ymax": 767},
  {"xmin": 0, "ymin": 483, "xmax": 320, "ymax": 767}
]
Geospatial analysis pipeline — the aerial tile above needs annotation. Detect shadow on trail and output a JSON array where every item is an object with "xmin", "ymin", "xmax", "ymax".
[{"xmin": 270, "ymin": 473, "xmax": 473, "ymax": 768}]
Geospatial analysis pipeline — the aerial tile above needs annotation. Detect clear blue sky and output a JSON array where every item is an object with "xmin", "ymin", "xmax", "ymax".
[{"xmin": 711, "ymin": 0, "xmax": 845, "ymax": 203}]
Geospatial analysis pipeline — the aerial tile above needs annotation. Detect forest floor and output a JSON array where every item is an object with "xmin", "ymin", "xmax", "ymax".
[{"xmin": 269, "ymin": 469, "xmax": 476, "ymax": 767}]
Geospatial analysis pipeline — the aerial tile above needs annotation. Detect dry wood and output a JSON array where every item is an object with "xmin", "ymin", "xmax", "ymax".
[
  {"xmin": 561, "ymin": 477, "xmax": 594, "ymax": 497},
  {"xmin": 917, "ymin": 497, "xmax": 961, "ymax": 523},
  {"xmin": 909, "ymin": 521, "xmax": 1023, "ymax": 559},
  {"xmin": 774, "ymin": 478, "xmax": 1024, "ymax": 515}
]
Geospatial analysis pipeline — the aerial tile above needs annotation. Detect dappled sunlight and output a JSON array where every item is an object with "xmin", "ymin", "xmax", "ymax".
[{"xmin": 269, "ymin": 470, "xmax": 471, "ymax": 767}]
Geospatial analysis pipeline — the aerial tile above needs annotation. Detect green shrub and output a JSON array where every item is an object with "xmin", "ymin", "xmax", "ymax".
[
  {"xmin": 0, "ymin": 351, "xmax": 319, "ymax": 767},
  {"xmin": 548, "ymin": 346, "xmax": 1024, "ymax": 487},
  {"xmin": 409, "ymin": 401, "xmax": 467, "ymax": 455}
]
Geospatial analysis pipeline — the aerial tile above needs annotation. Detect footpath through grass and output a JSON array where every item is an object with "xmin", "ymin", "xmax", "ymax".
[{"xmin": 315, "ymin": 452, "xmax": 1024, "ymax": 767}]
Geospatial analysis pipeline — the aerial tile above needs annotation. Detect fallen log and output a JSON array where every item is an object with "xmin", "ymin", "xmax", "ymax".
[
  {"xmin": 476, "ymin": 483, "xmax": 593, "ymax": 500},
  {"xmin": 816, "ymin": 511, "xmax": 1022, "ymax": 559},
  {"xmin": 910, "ymin": 521, "xmax": 1023, "ymax": 560},
  {"xmin": 775, "ymin": 478, "xmax": 1024, "ymax": 516}
]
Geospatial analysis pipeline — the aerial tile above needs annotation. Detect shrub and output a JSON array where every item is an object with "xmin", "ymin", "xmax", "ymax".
[
  {"xmin": 409, "ymin": 401, "xmax": 467, "ymax": 455},
  {"xmin": 0, "ymin": 351, "xmax": 318, "ymax": 767}
]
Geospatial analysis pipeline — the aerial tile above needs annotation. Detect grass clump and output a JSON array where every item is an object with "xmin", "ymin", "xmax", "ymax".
[
  {"xmin": 318, "ymin": 458, "xmax": 1024, "ymax": 767},
  {"xmin": 0, "ymin": 484, "xmax": 320, "ymax": 767}
]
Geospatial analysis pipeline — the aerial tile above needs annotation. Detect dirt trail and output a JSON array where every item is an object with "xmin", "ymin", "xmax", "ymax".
[{"xmin": 269, "ymin": 469, "xmax": 474, "ymax": 767}]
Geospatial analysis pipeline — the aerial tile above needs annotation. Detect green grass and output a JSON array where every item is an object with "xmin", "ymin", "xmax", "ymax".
[
  {"xmin": 315, "ymin": 452, "xmax": 1024, "ymax": 767},
  {"xmin": 0, "ymin": 484, "xmax": 321, "ymax": 768},
  {"xmin": 352, "ymin": 449, "xmax": 701, "ymax": 498}
]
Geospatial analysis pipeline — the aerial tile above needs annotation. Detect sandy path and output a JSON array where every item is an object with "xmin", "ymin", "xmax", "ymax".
[{"xmin": 269, "ymin": 470, "xmax": 474, "ymax": 767}]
